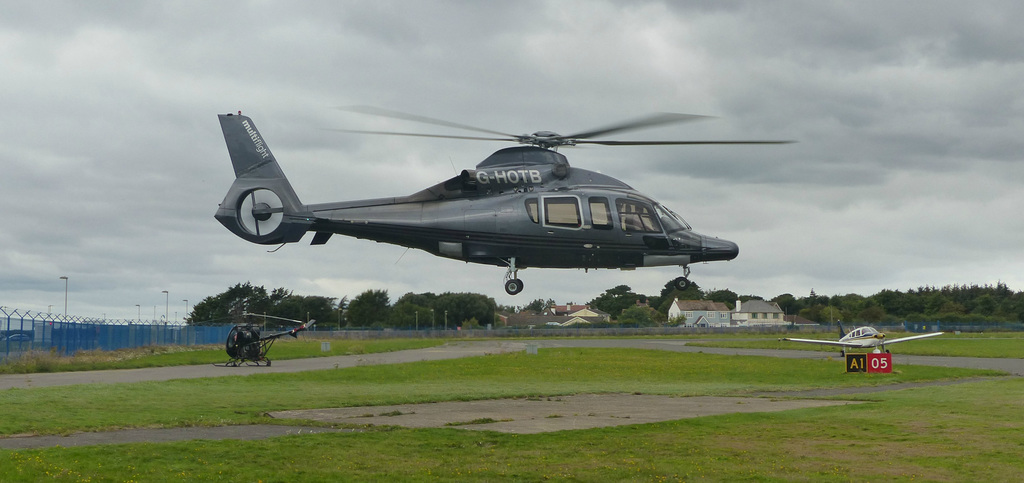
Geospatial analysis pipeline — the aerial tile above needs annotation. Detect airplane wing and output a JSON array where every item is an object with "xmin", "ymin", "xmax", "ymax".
[
  {"xmin": 780, "ymin": 337, "xmax": 865, "ymax": 348},
  {"xmin": 883, "ymin": 332, "xmax": 943, "ymax": 345}
]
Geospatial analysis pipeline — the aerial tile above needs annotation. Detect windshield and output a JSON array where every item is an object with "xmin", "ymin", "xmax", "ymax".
[{"xmin": 655, "ymin": 204, "xmax": 691, "ymax": 233}]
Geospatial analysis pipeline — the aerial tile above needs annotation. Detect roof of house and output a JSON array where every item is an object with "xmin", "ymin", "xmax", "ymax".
[
  {"xmin": 784, "ymin": 314, "xmax": 817, "ymax": 325},
  {"xmin": 547, "ymin": 304, "xmax": 590, "ymax": 315},
  {"xmin": 672, "ymin": 300, "xmax": 731, "ymax": 312},
  {"xmin": 737, "ymin": 300, "xmax": 783, "ymax": 313},
  {"xmin": 568, "ymin": 307, "xmax": 610, "ymax": 318},
  {"xmin": 506, "ymin": 313, "xmax": 607, "ymax": 327},
  {"xmin": 544, "ymin": 304, "xmax": 610, "ymax": 319}
]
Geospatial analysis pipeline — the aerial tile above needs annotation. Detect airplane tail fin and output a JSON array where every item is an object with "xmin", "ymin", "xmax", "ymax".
[
  {"xmin": 215, "ymin": 113, "xmax": 313, "ymax": 244},
  {"xmin": 837, "ymin": 321, "xmax": 847, "ymax": 338}
]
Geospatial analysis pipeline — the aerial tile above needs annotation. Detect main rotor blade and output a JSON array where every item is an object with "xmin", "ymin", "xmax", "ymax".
[
  {"xmin": 328, "ymin": 128, "xmax": 513, "ymax": 142},
  {"xmin": 563, "ymin": 112, "xmax": 710, "ymax": 141},
  {"xmin": 575, "ymin": 139, "xmax": 796, "ymax": 146},
  {"xmin": 338, "ymin": 105, "xmax": 515, "ymax": 138}
]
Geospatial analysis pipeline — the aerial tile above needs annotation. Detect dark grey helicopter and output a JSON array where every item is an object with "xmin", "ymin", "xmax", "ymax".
[{"xmin": 215, "ymin": 108, "xmax": 789, "ymax": 295}]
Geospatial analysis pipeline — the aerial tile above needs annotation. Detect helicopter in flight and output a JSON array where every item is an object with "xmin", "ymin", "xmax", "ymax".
[{"xmin": 215, "ymin": 107, "xmax": 790, "ymax": 295}]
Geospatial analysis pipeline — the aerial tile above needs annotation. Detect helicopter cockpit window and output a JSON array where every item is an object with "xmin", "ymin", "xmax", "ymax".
[
  {"xmin": 616, "ymin": 199, "xmax": 662, "ymax": 233},
  {"xmin": 525, "ymin": 198, "xmax": 539, "ymax": 223},
  {"xmin": 589, "ymin": 197, "xmax": 613, "ymax": 230},
  {"xmin": 655, "ymin": 204, "xmax": 691, "ymax": 234},
  {"xmin": 544, "ymin": 196, "xmax": 582, "ymax": 228}
]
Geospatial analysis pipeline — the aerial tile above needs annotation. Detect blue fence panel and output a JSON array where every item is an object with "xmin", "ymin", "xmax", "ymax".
[{"xmin": 2, "ymin": 307, "xmax": 234, "ymax": 362}]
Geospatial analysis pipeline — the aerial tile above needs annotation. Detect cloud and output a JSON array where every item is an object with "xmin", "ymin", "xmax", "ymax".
[{"xmin": 2, "ymin": 1, "xmax": 1023, "ymax": 320}]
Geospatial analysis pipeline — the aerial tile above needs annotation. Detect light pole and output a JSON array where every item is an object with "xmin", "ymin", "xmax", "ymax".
[
  {"xmin": 182, "ymin": 299, "xmax": 189, "ymax": 323},
  {"xmin": 59, "ymin": 276, "xmax": 68, "ymax": 316},
  {"xmin": 135, "ymin": 305, "xmax": 141, "ymax": 323},
  {"xmin": 444, "ymin": 310, "xmax": 448, "ymax": 331},
  {"xmin": 162, "ymin": 290, "xmax": 169, "ymax": 323}
]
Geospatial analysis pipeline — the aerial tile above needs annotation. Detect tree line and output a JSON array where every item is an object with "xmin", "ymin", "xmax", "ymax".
[
  {"xmin": 187, "ymin": 281, "xmax": 1024, "ymax": 328},
  {"xmin": 782, "ymin": 283, "xmax": 1024, "ymax": 324},
  {"xmin": 188, "ymin": 282, "xmax": 496, "ymax": 329},
  {"xmin": 584, "ymin": 281, "xmax": 1024, "ymax": 326}
]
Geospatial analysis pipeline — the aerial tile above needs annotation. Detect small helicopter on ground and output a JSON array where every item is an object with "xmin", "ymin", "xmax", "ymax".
[
  {"xmin": 215, "ymin": 107, "xmax": 790, "ymax": 295},
  {"xmin": 220, "ymin": 314, "xmax": 315, "ymax": 367}
]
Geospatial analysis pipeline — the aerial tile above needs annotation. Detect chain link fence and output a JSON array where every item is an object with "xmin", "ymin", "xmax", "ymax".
[{"xmin": 1, "ymin": 307, "xmax": 232, "ymax": 362}]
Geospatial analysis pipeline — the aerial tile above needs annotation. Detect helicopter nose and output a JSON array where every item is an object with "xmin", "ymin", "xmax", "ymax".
[{"xmin": 700, "ymin": 236, "xmax": 739, "ymax": 262}]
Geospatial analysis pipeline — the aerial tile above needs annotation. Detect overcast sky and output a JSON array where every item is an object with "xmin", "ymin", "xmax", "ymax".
[{"xmin": 3, "ymin": 1, "xmax": 1023, "ymax": 321}]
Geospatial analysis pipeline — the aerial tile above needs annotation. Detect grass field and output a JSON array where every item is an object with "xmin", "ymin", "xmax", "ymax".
[
  {"xmin": 0, "ymin": 338, "xmax": 444, "ymax": 374},
  {"xmin": 1, "ymin": 342, "xmax": 1021, "ymax": 481}
]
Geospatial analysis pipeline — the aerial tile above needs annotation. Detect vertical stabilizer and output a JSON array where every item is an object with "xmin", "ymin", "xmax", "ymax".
[{"xmin": 215, "ymin": 113, "xmax": 312, "ymax": 244}]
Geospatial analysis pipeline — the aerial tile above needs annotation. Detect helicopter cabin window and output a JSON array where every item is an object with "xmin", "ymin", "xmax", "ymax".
[
  {"xmin": 543, "ymin": 196, "xmax": 582, "ymax": 228},
  {"xmin": 525, "ymin": 198, "xmax": 539, "ymax": 223},
  {"xmin": 616, "ymin": 199, "xmax": 662, "ymax": 233},
  {"xmin": 588, "ymin": 197, "xmax": 613, "ymax": 230}
]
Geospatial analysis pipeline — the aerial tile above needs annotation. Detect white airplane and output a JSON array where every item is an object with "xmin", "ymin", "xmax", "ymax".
[{"xmin": 781, "ymin": 323, "xmax": 943, "ymax": 356}]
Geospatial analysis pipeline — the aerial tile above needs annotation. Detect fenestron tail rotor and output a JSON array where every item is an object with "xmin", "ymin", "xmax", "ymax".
[
  {"xmin": 238, "ymin": 188, "xmax": 284, "ymax": 237},
  {"xmin": 334, "ymin": 106, "xmax": 794, "ymax": 149}
]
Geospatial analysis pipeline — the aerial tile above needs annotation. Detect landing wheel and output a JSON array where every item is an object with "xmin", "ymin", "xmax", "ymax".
[
  {"xmin": 503, "ymin": 257, "xmax": 524, "ymax": 295},
  {"xmin": 504, "ymin": 278, "xmax": 524, "ymax": 295},
  {"xmin": 672, "ymin": 276, "xmax": 691, "ymax": 291}
]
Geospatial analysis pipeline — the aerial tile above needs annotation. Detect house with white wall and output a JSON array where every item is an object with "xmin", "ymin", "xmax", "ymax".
[
  {"xmin": 668, "ymin": 299, "xmax": 733, "ymax": 327},
  {"xmin": 732, "ymin": 299, "xmax": 786, "ymax": 326}
]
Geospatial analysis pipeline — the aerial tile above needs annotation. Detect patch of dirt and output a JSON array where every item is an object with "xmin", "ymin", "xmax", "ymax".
[{"xmin": 270, "ymin": 394, "xmax": 862, "ymax": 434}]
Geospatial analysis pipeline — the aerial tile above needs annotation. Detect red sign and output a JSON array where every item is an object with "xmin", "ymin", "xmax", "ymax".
[{"xmin": 867, "ymin": 353, "xmax": 892, "ymax": 373}]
